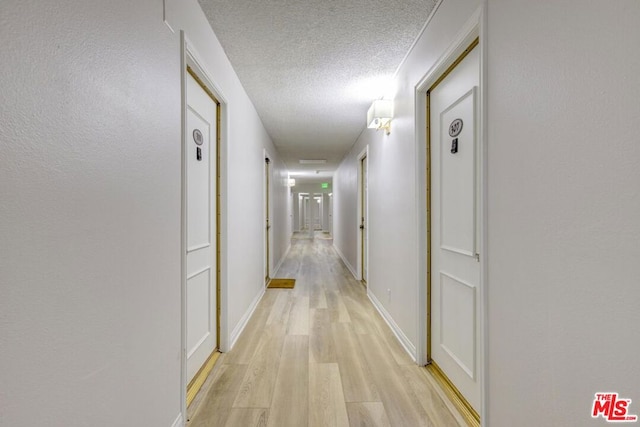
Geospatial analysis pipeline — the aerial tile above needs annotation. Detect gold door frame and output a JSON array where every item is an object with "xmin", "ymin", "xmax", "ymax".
[
  {"xmin": 425, "ymin": 38, "xmax": 480, "ymax": 427},
  {"xmin": 185, "ymin": 66, "xmax": 223, "ymax": 406}
]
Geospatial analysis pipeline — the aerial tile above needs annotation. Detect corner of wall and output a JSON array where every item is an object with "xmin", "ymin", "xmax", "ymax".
[
  {"xmin": 333, "ymin": 243, "xmax": 358, "ymax": 280},
  {"xmin": 228, "ymin": 285, "xmax": 265, "ymax": 350},
  {"xmin": 171, "ymin": 412, "xmax": 184, "ymax": 427},
  {"xmin": 272, "ymin": 243, "xmax": 292, "ymax": 277},
  {"xmin": 368, "ymin": 290, "xmax": 417, "ymax": 361}
]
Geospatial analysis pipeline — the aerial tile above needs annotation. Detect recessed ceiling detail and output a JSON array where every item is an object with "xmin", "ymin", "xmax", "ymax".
[{"xmin": 198, "ymin": 0, "xmax": 438, "ymax": 179}]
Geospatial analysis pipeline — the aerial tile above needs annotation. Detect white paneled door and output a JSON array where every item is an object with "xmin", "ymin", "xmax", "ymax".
[
  {"xmin": 328, "ymin": 194, "xmax": 333, "ymax": 235},
  {"xmin": 265, "ymin": 156, "xmax": 271, "ymax": 283},
  {"xmin": 429, "ymin": 44, "xmax": 481, "ymax": 412},
  {"xmin": 360, "ymin": 155, "xmax": 368, "ymax": 284},
  {"xmin": 313, "ymin": 195, "xmax": 322, "ymax": 230},
  {"xmin": 186, "ymin": 71, "xmax": 218, "ymax": 384}
]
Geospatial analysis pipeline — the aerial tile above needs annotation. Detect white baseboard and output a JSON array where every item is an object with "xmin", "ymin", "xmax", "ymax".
[
  {"xmin": 333, "ymin": 243, "xmax": 358, "ymax": 280},
  {"xmin": 171, "ymin": 412, "xmax": 183, "ymax": 427},
  {"xmin": 228, "ymin": 286, "xmax": 265, "ymax": 350},
  {"xmin": 367, "ymin": 290, "xmax": 417, "ymax": 362},
  {"xmin": 272, "ymin": 243, "xmax": 292, "ymax": 277}
]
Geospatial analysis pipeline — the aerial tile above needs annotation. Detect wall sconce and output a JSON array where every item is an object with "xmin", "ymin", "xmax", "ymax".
[
  {"xmin": 288, "ymin": 178, "xmax": 296, "ymax": 187},
  {"xmin": 367, "ymin": 99, "xmax": 393, "ymax": 135}
]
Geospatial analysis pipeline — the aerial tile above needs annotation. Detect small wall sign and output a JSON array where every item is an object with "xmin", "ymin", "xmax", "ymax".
[
  {"xmin": 448, "ymin": 118, "xmax": 463, "ymax": 137},
  {"xmin": 193, "ymin": 129, "xmax": 204, "ymax": 146},
  {"xmin": 451, "ymin": 138, "xmax": 459, "ymax": 154}
]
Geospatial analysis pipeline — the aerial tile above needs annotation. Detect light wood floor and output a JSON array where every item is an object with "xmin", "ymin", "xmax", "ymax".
[{"xmin": 187, "ymin": 233, "xmax": 464, "ymax": 427}]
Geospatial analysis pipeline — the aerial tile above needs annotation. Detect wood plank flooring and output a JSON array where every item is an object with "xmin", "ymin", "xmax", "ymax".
[{"xmin": 187, "ymin": 233, "xmax": 463, "ymax": 427}]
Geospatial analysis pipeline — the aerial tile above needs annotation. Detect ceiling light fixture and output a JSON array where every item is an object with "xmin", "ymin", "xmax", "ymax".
[
  {"xmin": 299, "ymin": 159, "xmax": 327, "ymax": 164},
  {"xmin": 367, "ymin": 99, "xmax": 393, "ymax": 135}
]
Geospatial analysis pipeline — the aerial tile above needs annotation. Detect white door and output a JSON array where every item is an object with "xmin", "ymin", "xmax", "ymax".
[
  {"xmin": 328, "ymin": 194, "xmax": 333, "ymax": 235},
  {"xmin": 301, "ymin": 196, "xmax": 307, "ymax": 230},
  {"xmin": 305, "ymin": 196, "xmax": 312, "ymax": 237},
  {"xmin": 313, "ymin": 195, "xmax": 322, "ymax": 230},
  {"xmin": 186, "ymin": 72, "xmax": 218, "ymax": 384},
  {"xmin": 298, "ymin": 195, "xmax": 304, "ymax": 231},
  {"xmin": 429, "ymin": 44, "xmax": 481, "ymax": 411},
  {"xmin": 360, "ymin": 155, "xmax": 368, "ymax": 283},
  {"xmin": 265, "ymin": 157, "xmax": 271, "ymax": 283}
]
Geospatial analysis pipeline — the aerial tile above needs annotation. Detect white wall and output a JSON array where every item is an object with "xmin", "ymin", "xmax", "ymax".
[
  {"xmin": 0, "ymin": 0, "xmax": 182, "ymax": 425},
  {"xmin": 333, "ymin": 0, "xmax": 482, "ymax": 357},
  {"xmin": 333, "ymin": 0, "xmax": 640, "ymax": 425},
  {"xmin": 164, "ymin": 0, "xmax": 290, "ymax": 348},
  {"xmin": 0, "ymin": 1, "xmax": 290, "ymax": 425},
  {"xmin": 292, "ymin": 193, "xmax": 300, "ymax": 232},
  {"xmin": 486, "ymin": 1, "xmax": 640, "ymax": 425}
]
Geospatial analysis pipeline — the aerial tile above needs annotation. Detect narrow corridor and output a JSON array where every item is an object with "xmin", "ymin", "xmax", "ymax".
[{"xmin": 187, "ymin": 233, "xmax": 463, "ymax": 426}]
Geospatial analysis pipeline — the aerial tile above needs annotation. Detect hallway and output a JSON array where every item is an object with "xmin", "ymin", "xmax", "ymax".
[{"xmin": 187, "ymin": 234, "xmax": 462, "ymax": 427}]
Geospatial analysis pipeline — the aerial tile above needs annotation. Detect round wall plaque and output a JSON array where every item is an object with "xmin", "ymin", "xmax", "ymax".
[
  {"xmin": 193, "ymin": 129, "xmax": 204, "ymax": 146},
  {"xmin": 448, "ymin": 119, "xmax": 463, "ymax": 137}
]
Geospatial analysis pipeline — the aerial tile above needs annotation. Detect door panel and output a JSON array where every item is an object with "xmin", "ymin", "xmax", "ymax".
[
  {"xmin": 430, "ymin": 45, "xmax": 480, "ymax": 411},
  {"xmin": 440, "ymin": 89, "xmax": 477, "ymax": 256},
  {"xmin": 187, "ymin": 111, "xmax": 211, "ymax": 251},
  {"xmin": 186, "ymin": 268, "xmax": 212, "ymax": 355},
  {"xmin": 186, "ymin": 72, "xmax": 217, "ymax": 384},
  {"xmin": 440, "ymin": 272, "xmax": 476, "ymax": 379}
]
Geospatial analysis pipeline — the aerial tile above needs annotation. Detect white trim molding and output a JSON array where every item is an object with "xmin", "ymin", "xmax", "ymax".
[
  {"xmin": 171, "ymin": 412, "xmax": 184, "ymax": 427},
  {"xmin": 272, "ymin": 243, "xmax": 292, "ymax": 278},
  {"xmin": 229, "ymin": 286, "xmax": 265, "ymax": 350},
  {"xmin": 368, "ymin": 290, "xmax": 417, "ymax": 362},
  {"xmin": 333, "ymin": 243, "xmax": 358, "ymax": 280}
]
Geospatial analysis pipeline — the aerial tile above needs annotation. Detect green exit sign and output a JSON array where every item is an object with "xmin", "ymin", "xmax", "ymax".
[{"xmin": 321, "ymin": 183, "xmax": 329, "ymax": 189}]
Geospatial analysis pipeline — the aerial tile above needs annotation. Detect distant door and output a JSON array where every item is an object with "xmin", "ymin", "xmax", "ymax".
[
  {"xmin": 301, "ymin": 196, "xmax": 307, "ymax": 230},
  {"xmin": 360, "ymin": 155, "xmax": 368, "ymax": 283},
  {"xmin": 299, "ymin": 195, "xmax": 305, "ymax": 231},
  {"xmin": 328, "ymin": 194, "xmax": 333, "ymax": 235},
  {"xmin": 185, "ymin": 71, "xmax": 218, "ymax": 384},
  {"xmin": 313, "ymin": 195, "xmax": 322, "ymax": 230},
  {"xmin": 428, "ymin": 42, "xmax": 481, "ymax": 412},
  {"xmin": 305, "ymin": 196, "xmax": 312, "ymax": 237},
  {"xmin": 265, "ymin": 156, "xmax": 271, "ymax": 284}
]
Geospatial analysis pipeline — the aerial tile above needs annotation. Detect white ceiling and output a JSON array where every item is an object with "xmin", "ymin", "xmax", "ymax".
[{"xmin": 198, "ymin": 0, "xmax": 438, "ymax": 181}]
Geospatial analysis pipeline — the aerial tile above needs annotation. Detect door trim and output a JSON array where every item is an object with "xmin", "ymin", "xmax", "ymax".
[
  {"xmin": 356, "ymin": 146, "xmax": 369, "ymax": 284},
  {"xmin": 413, "ymin": 5, "xmax": 487, "ymax": 425},
  {"xmin": 180, "ymin": 31, "xmax": 228, "ymax": 418},
  {"xmin": 426, "ymin": 362, "xmax": 480, "ymax": 427},
  {"xmin": 425, "ymin": 39, "xmax": 480, "ymax": 425},
  {"xmin": 184, "ymin": 65, "xmax": 221, "ymax": 408},
  {"xmin": 264, "ymin": 149, "xmax": 272, "ymax": 284}
]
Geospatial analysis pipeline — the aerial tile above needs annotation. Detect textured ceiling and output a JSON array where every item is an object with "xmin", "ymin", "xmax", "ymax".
[{"xmin": 198, "ymin": 0, "xmax": 438, "ymax": 180}]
